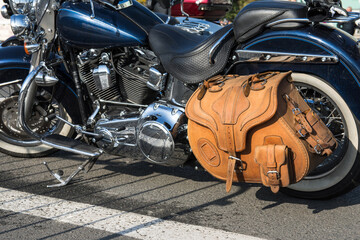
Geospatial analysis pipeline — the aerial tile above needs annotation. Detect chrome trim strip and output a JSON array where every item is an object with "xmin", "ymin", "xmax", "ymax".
[
  {"xmin": 0, "ymin": 79, "xmax": 22, "ymax": 87},
  {"xmin": 209, "ymin": 28, "xmax": 233, "ymax": 64},
  {"xmin": 235, "ymin": 50, "xmax": 339, "ymax": 64}
]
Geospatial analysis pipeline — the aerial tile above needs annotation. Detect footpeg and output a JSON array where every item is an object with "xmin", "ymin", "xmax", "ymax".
[{"xmin": 43, "ymin": 157, "xmax": 97, "ymax": 187}]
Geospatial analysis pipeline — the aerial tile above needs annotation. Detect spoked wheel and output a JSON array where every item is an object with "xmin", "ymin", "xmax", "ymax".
[
  {"xmin": 0, "ymin": 81, "xmax": 73, "ymax": 157},
  {"xmin": 281, "ymin": 73, "xmax": 360, "ymax": 199}
]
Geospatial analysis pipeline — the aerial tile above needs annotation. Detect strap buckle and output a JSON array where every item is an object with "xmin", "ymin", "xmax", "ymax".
[
  {"xmin": 229, "ymin": 156, "xmax": 244, "ymax": 171},
  {"xmin": 266, "ymin": 170, "xmax": 280, "ymax": 179},
  {"xmin": 297, "ymin": 125, "xmax": 308, "ymax": 138},
  {"xmin": 314, "ymin": 144, "xmax": 324, "ymax": 155},
  {"xmin": 292, "ymin": 108, "xmax": 302, "ymax": 116}
]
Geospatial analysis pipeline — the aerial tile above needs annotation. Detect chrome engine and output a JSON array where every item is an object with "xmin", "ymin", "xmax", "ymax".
[
  {"xmin": 77, "ymin": 47, "xmax": 164, "ymax": 104},
  {"xmin": 94, "ymin": 102, "xmax": 191, "ymax": 167},
  {"xmin": 76, "ymin": 47, "xmax": 190, "ymax": 166}
]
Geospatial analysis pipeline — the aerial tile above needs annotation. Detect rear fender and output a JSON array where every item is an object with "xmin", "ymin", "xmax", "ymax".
[{"xmin": 233, "ymin": 23, "xmax": 360, "ymax": 120}]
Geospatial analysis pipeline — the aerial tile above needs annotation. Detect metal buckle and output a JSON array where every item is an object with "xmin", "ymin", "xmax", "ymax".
[
  {"xmin": 229, "ymin": 156, "xmax": 244, "ymax": 171},
  {"xmin": 266, "ymin": 170, "xmax": 280, "ymax": 179},
  {"xmin": 314, "ymin": 144, "xmax": 323, "ymax": 155},
  {"xmin": 297, "ymin": 125, "xmax": 307, "ymax": 138},
  {"xmin": 292, "ymin": 108, "xmax": 302, "ymax": 116},
  {"xmin": 216, "ymin": 80, "xmax": 225, "ymax": 87}
]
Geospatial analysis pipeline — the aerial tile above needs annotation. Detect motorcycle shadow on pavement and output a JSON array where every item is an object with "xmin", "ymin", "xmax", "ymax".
[
  {"xmin": 48, "ymin": 149, "xmax": 360, "ymax": 216},
  {"xmin": 255, "ymin": 184, "xmax": 360, "ymax": 214}
]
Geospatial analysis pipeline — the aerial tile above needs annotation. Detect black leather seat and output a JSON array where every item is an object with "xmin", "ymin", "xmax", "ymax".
[
  {"xmin": 234, "ymin": 1, "xmax": 308, "ymax": 43},
  {"xmin": 149, "ymin": 24, "xmax": 235, "ymax": 84},
  {"xmin": 149, "ymin": 1, "xmax": 307, "ymax": 84}
]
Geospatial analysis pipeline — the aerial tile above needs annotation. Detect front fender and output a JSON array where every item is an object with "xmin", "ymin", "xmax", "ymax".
[
  {"xmin": 233, "ymin": 23, "xmax": 360, "ymax": 120},
  {"xmin": 0, "ymin": 39, "xmax": 30, "ymax": 81},
  {"xmin": 0, "ymin": 39, "xmax": 81, "ymax": 123}
]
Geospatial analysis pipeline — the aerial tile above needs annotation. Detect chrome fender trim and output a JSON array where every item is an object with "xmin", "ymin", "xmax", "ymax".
[{"xmin": 235, "ymin": 49, "xmax": 339, "ymax": 64}]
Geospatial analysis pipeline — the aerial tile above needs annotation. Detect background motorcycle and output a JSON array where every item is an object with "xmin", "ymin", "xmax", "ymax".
[{"xmin": 0, "ymin": 0, "xmax": 359, "ymax": 199}]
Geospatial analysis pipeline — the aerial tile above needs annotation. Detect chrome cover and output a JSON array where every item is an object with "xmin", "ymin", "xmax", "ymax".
[
  {"xmin": 95, "ymin": 116, "xmax": 140, "ymax": 150},
  {"xmin": 93, "ymin": 65, "xmax": 113, "ymax": 90},
  {"xmin": 138, "ymin": 121, "xmax": 174, "ymax": 162},
  {"xmin": 235, "ymin": 49, "xmax": 339, "ymax": 64},
  {"xmin": 137, "ymin": 102, "xmax": 190, "ymax": 166},
  {"xmin": 147, "ymin": 67, "xmax": 167, "ymax": 91}
]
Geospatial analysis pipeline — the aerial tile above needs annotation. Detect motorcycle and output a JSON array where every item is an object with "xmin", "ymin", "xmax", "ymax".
[{"xmin": 0, "ymin": 0, "xmax": 359, "ymax": 199}]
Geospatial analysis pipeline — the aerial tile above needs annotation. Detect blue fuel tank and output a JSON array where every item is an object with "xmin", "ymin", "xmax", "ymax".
[{"xmin": 57, "ymin": 0, "xmax": 164, "ymax": 48}]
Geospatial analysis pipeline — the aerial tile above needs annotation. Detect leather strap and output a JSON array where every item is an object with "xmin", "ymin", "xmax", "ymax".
[
  {"xmin": 225, "ymin": 125, "xmax": 237, "ymax": 192},
  {"xmin": 197, "ymin": 76, "xmax": 226, "ymax": 100},
  {"xmin": 266, "ymin": 145, "xmax": 280, "ymax": 193},
  {"xmin": 284, "ymin": 94, "xmax": 333, "ymax": 156}
]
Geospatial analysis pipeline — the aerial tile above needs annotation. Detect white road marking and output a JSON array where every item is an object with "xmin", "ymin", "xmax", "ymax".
[{"xmin": 0, "ymin": 187, "xmax": 265, "ymax": 240}]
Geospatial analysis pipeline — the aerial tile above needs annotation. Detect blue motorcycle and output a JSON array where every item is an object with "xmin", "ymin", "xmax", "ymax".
[{"xmin": 0, "ymin": 0, "xmax": 359, "ymax": 199}]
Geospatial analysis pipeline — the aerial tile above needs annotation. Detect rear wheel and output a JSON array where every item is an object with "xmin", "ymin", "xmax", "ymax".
[
  {"xmin": 281, "ymin": 73, "xmax": 360, "ymax": 199},
  {"xmin": 0, "ymin": 80, "xmax": 73, "ymax": 157}
]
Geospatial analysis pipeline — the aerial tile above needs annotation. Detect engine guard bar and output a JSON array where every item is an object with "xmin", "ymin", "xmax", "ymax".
[{"xmin": 18, "ymin": 64, "xmax": 44, "ymax": 141}]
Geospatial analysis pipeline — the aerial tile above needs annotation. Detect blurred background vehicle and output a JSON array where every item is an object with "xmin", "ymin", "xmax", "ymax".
[{"xmin": 146, "ymin": 0, "xmax": 232, "ymax": 21}]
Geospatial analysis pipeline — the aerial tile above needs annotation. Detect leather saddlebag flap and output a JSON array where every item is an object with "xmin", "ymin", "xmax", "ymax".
[
  {"xmin": 186, "ymin": 71, "xmax": 337, "ymax": 192},
  {"xmin": 254, "ymin": 144, "xmax": 290, "ymax": 193}
]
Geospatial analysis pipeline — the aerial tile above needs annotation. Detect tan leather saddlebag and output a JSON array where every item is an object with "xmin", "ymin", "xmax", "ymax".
[{"xmin": 185, "ymin": 72, "xmax": 337, "ymax": 193}]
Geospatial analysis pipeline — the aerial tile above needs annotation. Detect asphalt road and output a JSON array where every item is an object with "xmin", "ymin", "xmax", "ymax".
[{"xmin": 0, "ymin": 150, "xmax": 360, "ymax": 240}]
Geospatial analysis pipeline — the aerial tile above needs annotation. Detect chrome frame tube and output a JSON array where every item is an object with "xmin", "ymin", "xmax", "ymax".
[
  {"xmin": 87, "ymin": 100, "xmax": 100, "ymax": 125},
  {"xmin": 0, "ymin": 79, "xmax": 22, "ymax": 87},
  {"xmin": 99, "ymin": 99, "xmax": 148, "ymax": 108}
]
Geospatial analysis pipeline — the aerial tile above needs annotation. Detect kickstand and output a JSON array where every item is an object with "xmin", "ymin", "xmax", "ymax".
[{"xmin": 43, "ymin": 157, "xmax": 98, "ymax": 187}]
